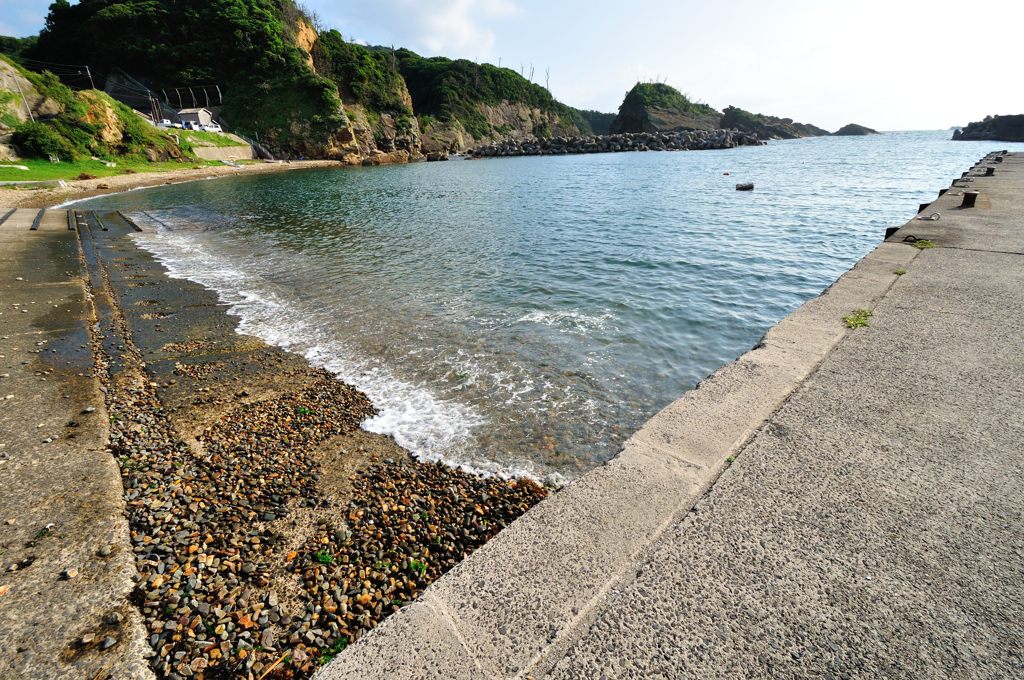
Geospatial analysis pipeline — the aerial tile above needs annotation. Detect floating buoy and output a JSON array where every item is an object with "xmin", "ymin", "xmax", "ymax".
[{"xmin": 735, "ymin": 182, "xmax": 754, "ymax": 191}]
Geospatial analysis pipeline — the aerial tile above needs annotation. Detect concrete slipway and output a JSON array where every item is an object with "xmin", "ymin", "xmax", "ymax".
[{"xmin": 322, "ymin": 152, "xmax": 1024, "ymax": 679}]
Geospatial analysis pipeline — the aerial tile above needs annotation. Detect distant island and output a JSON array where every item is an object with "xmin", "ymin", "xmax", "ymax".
[
  {"xmin": 953, "ymin": 114, "xmax": 1024, "ymax": 142},
  {"xmin": 833, "ymin": 123, "xmax": 879, "ymax": 136}
]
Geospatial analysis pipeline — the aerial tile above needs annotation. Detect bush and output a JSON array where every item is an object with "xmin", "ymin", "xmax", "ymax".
[{"xmin": 12, "ymin": 121, "xmax": 77, "ymax": 160}]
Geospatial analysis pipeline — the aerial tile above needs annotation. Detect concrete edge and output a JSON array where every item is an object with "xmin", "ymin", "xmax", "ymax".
[{"xmin": 318, "ymin": 214, "xmax": 926, "ymax": 678}]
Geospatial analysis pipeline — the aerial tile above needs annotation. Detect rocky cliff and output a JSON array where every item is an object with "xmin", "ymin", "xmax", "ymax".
[
  {"xmin": 832, "ymin": 123, "xmax": 878, "ymax": 136},
  {"xmin": 952, "ymin": 114, "xmax": 1024, "ymax": 142},
  {"xmin": 719, "ymin": 106, "xmax": 829, "ymax": 139},
  {"xmin": 609, "ymin": 83, "xmax": 721, "ymax": 133}
]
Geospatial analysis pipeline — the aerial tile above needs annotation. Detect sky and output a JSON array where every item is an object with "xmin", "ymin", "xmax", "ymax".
[{"xmin": 3, "ymin": 0, "xmax": 1023, "ymax": 130}]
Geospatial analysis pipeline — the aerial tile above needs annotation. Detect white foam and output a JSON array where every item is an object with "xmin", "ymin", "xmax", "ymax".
[
  {"xmin": 515, "ymin": 309, "xmax": 612, "ymax": 333},
  {"xmin": 127, "ymin": 213, "xmax": 549, "ymax": 480}
]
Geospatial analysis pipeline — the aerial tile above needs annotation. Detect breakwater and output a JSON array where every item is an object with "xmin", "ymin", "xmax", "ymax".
[{"xmin": 467, "ymin": 128, "xmax": 763, "ymax": 158}]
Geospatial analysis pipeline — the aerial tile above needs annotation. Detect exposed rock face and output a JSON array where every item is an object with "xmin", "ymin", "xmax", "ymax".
[
  {"xmin": 1, "ymin": 58, "xmax": 62, "ymax": 158},
  {"xmin": 833, "ymin": 123, "xmax": 879, "ymax": 136},
  {"xmin": 294, "ymin": 18, "xmax": 317, "ymax": 70},
  {"xmin": 468, "ymin": 128, "xmax": 762, "ymax": 158},
  {"xmin": 720, "ymin": 106, "xmax": 829, "ymax": 139},
  {"xmin": 952, "ymin": 114, "xmax": 1024, "ymax": 142},
  {"xmin": 419, "ymin": 102, "xmax": 582, "ymax": 154},
  {"xmin": 0, "ymin": 59, "xmax": 62, "ymax": 125}
]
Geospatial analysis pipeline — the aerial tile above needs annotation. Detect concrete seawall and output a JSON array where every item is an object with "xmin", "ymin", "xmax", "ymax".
[{"xmin": 321, "ymin": 151, "xmax": 1024, "ymax": 678}]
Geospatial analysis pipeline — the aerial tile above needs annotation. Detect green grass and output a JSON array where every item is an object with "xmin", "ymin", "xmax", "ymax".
[
  {"xmin": 894, "ymin": 268, "xmax": 907, "ymax": 276},
  {"xmin": 178, "ymin": 130, "xmax": 249, "ymax": 148},
  {"xmin": 408, "ymin": 558, "xmax": 427, "ymax": 576},
  {"xmin": 843, "ymin": 309, "xmax": 873, "ymax": 329},
  {"xmin": 314, "ymin": 550, "xmax": 334, "ymax": 565},
  {"xmin": 911, "ymin": 239, "xmax": 936, "ymax": 250},
  {"xmin": 0, "ymin": 158, "xmax": 220, "ymax": 182}
]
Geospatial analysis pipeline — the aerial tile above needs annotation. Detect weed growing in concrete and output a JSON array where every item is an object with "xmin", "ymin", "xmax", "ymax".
[
  {"xmin": 843, "ymin": 309, "xmax": 872, "ymax": 329},
  {"xmin": 912, "ymin": 239, "xmax": 936, "ymax": 249},
  {"xmin": 318, "ymin": 637, "xmax": 348, "ymax": 664},
  {"xmin": 894, "ymin": 269, "xmax": 907, "ymax": 276}
]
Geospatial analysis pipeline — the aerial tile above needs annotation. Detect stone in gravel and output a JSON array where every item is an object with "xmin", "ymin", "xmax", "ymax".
[
  {"xmin": 105, "ymin": 611, "xmax": 123, "ymax": 625},
  {"xmin": 101, "ymin": 636, "xmax": 117, "ymax": 649},
  {"xmin": 82, "ymin": 406, "xmax": 97, "ymax": 414},
  {"xmin": 81, "ymin": 633, "xmax": 95, "ymax": 645},
  {"xmin": 61, "ymin": 568, "xmax": 79, "ymax": 580},
  {"xmin": 97, "ymin": 545, "xmax": 111, "ymax": 557}
]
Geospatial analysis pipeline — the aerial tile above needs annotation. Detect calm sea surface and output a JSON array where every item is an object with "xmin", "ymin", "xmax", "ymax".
[{"xmin": 79, "ymin": 131, "xmax": 1024, "ymax": 480}]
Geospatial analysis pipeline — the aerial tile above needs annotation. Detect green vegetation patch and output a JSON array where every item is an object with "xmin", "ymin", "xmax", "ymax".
[
  {"xmin": 394, "ymin": 49, "xmax": 587, "ymax": 139},
  {"xmin": 843, "ymin": 309, "xmax": 873, "ymax": 329},
  {"xmin": 0, "ymin": 158, "xmax": 218, "ymax": 183},
  {"xmin": 911, "ymin": 239, "xmax": 936, "ymax": 249},
  {"xmin": 621, "ymin": 82, "xmax": 717, "ymax": 117}
]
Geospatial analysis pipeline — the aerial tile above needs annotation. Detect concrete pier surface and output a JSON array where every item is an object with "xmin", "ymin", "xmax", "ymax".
[
  {"xmin": 322, "ymin": 152, "xmax": 1024, "ymax": 679},
  {"xmin": 0, "ymin": 209, "xmax": 151, "ymax": 678}
]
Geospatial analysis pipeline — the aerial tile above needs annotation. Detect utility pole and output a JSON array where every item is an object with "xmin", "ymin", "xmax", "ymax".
[{"xmin": 84, "ymin": 65, "xmax": 95, "ymax": 90}]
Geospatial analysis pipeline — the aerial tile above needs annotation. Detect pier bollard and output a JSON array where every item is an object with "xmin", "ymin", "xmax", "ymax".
[
  {"xmin": 985, "ymin": 167, "xmax": 995, "ymax": 176},
  {"xmin": 960, "ymin": 191, "xmax": 979, "ymax": 209}
]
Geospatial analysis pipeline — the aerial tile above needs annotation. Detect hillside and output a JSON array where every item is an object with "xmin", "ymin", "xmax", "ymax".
[
  {"xmin": 609, "ymin": 83, "xmax": 721, "ymax": 133},
  {"xmin": 1, "ymin": 55, "xmax": 190, "ymax": 163},
  {"xmin": 953, "ymin": 114, "xmax": 1024, "ymax": 142},
  {"xmin": 719, "ymin": 106, "xmax": 829, "ymax": 139},
  {"xmin": 20, "ymin": 0, "xmax": 588, "ymax": 161}
]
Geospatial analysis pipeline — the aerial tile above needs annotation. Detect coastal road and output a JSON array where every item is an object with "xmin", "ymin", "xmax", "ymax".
[{"xmin": 323, "ymin": 154, "xmax": 1024, "ymax": 679}]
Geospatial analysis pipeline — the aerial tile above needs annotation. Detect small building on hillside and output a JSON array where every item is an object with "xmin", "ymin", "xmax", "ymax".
[{"xmin": 177, "ymin": 107, "xmax": 214, "ymax": 127}]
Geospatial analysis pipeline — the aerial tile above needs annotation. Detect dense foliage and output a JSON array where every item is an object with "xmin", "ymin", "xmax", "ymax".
[
  {"xmin": 24, "ymin": 0, "xmax": 590, "ymax": 152},
  {"xmin": 618, "ymin": 82, "xmax": 717, "ymax": 117},
  {"xmin": 30, "ymin": 0, "xmax": 342, "ymax": 145},
  {"xmin": 0, "ymin": 35, "xmax": 38, "ymax": 59},
  {"xmin": 314, "ymin": 32, "xmax": 410, "ymax": 114},
  {"xmin": 577, "ymin": 109, "xmax": 616, "ymax": 135},
  {"xmin": 394, "ymin": 49, "xmax": 587, "ymax": 139}
]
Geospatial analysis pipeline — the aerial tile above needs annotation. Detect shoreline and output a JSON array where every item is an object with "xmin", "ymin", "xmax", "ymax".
[
  {"xmin": 2, "ymin": 160, "xmax": 344, "ymax": 209},
  {"xmin": 0, "ymin": 207, "xmax": 548, "ymax": 679}
]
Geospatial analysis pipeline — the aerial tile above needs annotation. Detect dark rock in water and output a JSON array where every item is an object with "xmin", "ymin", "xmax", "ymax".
[
  {"xmin": 467, "ymin": 129, "xmax": 762, "ymax": 159},
  {"xmin": 833, "ymin": 123, "xmax": 879, "ymax": 136},
  {"xmin": 735, "ymin": 183, "xmax": 754, "ymax": 191},
  {"xmin": 952, "ymin": 114, "xmax": 1024, "ymax": 142}
]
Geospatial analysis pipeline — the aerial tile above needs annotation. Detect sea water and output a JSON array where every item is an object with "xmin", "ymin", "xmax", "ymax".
[{"xmin": 79, "ymin": 131, "xmax": 1024, "ymax": 480}]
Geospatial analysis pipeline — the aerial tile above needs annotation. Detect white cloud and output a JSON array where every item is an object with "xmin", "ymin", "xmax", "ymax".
[{"xmin": 317, "ymin": 0, "xmax": 521, "ymax": 59}]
